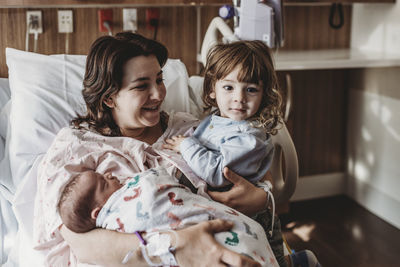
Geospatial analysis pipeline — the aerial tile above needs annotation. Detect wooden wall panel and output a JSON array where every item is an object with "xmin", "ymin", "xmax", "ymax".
[
  {"xmin": 278, "ymin": 5, "xmax": 351, "ymax": 175},
  {"xmin": 279, "ymin": 70, "xmax": 348, "ymax": 176},
  {"xmin": 284, "ymin": 0, "xmax": 394, "ymax": 3},
  {"xmin": 282, "ymin": 5, "xmax": 352, "ymax": 50},
  {"xmin": 0, "ymin": 4, "xmax": 352, "ymax": 176},
  {"xmin": 0, "ymin": 6, "xmax": 201, "ymax": 77},
  {"xmin": 0, "ymin": 5, "xmax": 352, "ymax": 76},
  {"xmin": 0, "ymin": 0, "xmax": 202, "ymax": 7}
]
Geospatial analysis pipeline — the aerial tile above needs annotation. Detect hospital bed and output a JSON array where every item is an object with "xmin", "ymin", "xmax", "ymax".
[{"xmin": 0, "ymin": 46, "xmax": 297, "ymax": 266}]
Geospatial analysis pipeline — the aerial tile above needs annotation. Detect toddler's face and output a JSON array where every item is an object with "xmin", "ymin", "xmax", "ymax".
[
  {"xmin": 211, "ymin": 66, "xmax": 263, "ymax": 121},
  {"xmin": 79, "ymin": 171, "xmax": 122, "ymax": 206}
]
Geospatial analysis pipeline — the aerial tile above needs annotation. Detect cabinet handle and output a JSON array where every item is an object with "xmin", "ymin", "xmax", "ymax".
[{"xmin": 284, "ymin": 73, "xmax": 292, "ymax": 122}]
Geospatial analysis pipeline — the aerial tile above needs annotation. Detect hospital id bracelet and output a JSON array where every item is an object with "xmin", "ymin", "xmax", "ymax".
[
  {"xmin": 255, "ymin": 180, "xmax": 273, "ymax": 196},
  {"xmin": 255, "ymin": 180, "xmax": 275, "ymax": 237},
  {"xmin": 122, "ymin": 230, "xmax": 179, "ymax": 266}
]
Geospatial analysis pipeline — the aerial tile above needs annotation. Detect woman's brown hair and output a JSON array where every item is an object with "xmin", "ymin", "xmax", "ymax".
[
  {"xmin": 202, "ymin": 40, "xmax": 282, "ymax": 135},
  {"xmin": 71, "ymin": 32, "xmax": 168, "ymax": 136}
]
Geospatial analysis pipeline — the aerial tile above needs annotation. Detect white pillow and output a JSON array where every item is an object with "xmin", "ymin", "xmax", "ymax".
[
  {"xmin": 0, "ymin": 78, "xmax": 10, "ymax": 109},
  {"xmin": 0, "ymin": 79, "xmax": 11, "ymax": 194},
  {"xmin": 6, "ymin": 49, "xmax": 86, "ymax": 188},
  {"xmin": 0, "ymin": 101, "xmax": 13, "ymax": 201},
  {"xmin": 6, "ymin": 48, "xmax": 191, "ymax": 190},
  {"xmin": 0, "ymin": 78, "xmax": 10, "ymax": 159}
]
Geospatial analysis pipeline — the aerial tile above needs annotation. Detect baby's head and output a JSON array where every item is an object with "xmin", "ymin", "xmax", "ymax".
[
  {"xmin": 203, "ymin": 40, "xmax": 282, "ymax": 134},
  {"xmin": 57, "ymin": 170, "xmax": 122, "ymax": 233}
]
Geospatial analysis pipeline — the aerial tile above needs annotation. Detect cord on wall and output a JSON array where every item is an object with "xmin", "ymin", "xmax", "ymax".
[
  {"xmin": 65, "ymin": 32, "xmax": 70, "ymax": 54},
  {"xmin": 103, "ymin": 21, "xmax": 112, "ymax": 36},
  {"xmin": 26, "ymin": 11, "xmax": 43, "ymax": 53}
]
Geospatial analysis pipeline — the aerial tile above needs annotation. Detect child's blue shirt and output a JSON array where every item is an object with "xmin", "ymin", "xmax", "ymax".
[{"xmin": 180, "ymin": 115, "xmax": 274, "ymax": 187}]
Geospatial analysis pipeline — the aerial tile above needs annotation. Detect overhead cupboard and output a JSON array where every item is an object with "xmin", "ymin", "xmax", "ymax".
[{"xmin": 0, "ymin": 0, "xmax": 395, "ymax": 7}]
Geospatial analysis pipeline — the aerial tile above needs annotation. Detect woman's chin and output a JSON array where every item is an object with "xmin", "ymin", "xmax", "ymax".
[{"xmin": 141, "ymin": 111, "xmax": 160, "ymax": 126}]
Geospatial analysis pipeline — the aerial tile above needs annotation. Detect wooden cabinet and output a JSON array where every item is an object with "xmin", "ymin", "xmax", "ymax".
[
  {"xmin": 285, "ymin": 0, "xmax": 395, "ymax": 3},
  {"xmin": 0, "ymin": 0, "xmax": 394, "ymax": 7},
  {"xmin": 1, "ymin": 0, "xmax": 196, "ymax": 7}
]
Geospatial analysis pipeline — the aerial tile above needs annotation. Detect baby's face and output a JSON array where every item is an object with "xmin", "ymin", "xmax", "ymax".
[{"xmin": 78, "ymin": 171, "xmax": 122, "ymax": 206}]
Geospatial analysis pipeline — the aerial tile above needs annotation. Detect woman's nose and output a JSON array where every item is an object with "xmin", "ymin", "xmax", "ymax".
[{"xmin": 149, "ymin": 83, "xmax": 165, "ymax": 100}]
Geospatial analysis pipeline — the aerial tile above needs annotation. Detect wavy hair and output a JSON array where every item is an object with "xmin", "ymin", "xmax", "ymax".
[
  {"xmin": 71, "ymin": 32, "xmax": 168, "ymax": 136},
  {"xmin": 202, "ymin": 40, "xmax": 282, "ymax": 135}
]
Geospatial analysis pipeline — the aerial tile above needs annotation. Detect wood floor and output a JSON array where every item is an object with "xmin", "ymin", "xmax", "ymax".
[{"xmin": 280, "ymin": 195, "xmax": 400, "ymax": 267}]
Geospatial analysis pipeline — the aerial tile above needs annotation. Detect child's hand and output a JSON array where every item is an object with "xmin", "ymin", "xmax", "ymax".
[{"xmin": 163, "ymin": 135, "xmax": 186, "ymax": 153}]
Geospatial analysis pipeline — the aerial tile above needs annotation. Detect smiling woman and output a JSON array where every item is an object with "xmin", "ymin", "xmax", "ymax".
[{"xmin": 71, "ymin": 32, "xmax": 169, "ymax": 138}]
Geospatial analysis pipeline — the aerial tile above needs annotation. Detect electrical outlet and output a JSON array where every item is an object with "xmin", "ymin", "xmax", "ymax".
[
  {"xmin": 58, "ymin": 10, "xmax": 73, "ymax": 33},
  {"xmin": 145, "ymin": 8, "xmax": 160, "ymax": 30},
  {"xmin": 98, "ymin": 9, "xmax": 113, "ymax": 33},
  {"xmin": 26, "ymin": 10, "xmax": 43, "ymax": 34},
  {"xmin": 123, "ymin": 8, "xmax": 137, "ymax": 32}
]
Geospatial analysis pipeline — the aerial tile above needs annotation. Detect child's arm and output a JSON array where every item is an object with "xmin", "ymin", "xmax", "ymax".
[{"xmin": 179, "ymin": 132, "xmax": 273, "ymax": 187}]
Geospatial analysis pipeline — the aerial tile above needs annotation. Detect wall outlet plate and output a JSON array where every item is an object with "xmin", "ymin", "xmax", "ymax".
[
  {"xmin": 98, "ymin": 9, "xmax": 113, "ymax": 32},
  {"xmin": 26, "ymin": 10, "xmax": 43, "ymax": 34},
  {"xmin": 123, "ymin": 8, "xmax": 137, "ymax": 32},
  {"xmin": 146, "ymin": 8, "xmax": 160, "ymax": 30},
  {"xmin": 58, "ymin": 10, "xmax": 73, "ymax": 33}
]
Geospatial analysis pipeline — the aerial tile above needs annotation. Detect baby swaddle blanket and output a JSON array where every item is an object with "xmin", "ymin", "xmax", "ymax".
[{"xmin": 97, "ymin": 167, "xmax": 279, "ymax": 267}]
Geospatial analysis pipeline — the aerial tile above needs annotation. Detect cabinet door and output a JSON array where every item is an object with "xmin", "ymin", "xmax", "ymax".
[
  {"xmin": 284, "ymin": 0, "xmax": 395, "ymax": 3},
  {"xmin": 0, "ymin": 0, "xmax": 199, "ymax": 7},
  {"xmin": 277, "ymin": 70, "xmax": 348, "ymax": 176}
]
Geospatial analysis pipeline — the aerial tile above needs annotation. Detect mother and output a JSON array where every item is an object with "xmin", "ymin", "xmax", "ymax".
[{"xmin": 35, "ymin": 32, "xmax": 270, "ymax": 267}]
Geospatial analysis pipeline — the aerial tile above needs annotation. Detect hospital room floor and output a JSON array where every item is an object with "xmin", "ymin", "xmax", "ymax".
[{"xmin": 281, "ymin": 195, "xmax": 400, "ymax": 267}]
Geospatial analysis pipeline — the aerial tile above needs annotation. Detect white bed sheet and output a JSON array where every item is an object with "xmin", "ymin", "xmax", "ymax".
[{"xmin": 0, "ymin": 78, "xmax": 18, "ymax": 265}]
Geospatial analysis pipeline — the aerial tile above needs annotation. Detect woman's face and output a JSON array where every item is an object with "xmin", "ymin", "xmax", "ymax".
[{"xmin": 106, "ymin": 55, "xmax": 166, "ymax": 137}]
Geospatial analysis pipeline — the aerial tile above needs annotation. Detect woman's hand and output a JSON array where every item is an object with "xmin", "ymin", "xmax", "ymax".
[
  {"xmin": 163, "ymin": 135, "xmax": 186, "ymax": 152},
  {"xmin": 208, "ymin": 167, "xmax": 268, "ymax": 217},
  {"xmin": 175, "ymin": 219, "xmax": 261, "ymax": 267}
]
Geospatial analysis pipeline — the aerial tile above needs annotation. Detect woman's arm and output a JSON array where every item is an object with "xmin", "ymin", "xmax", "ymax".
[
  {"xmin": 60, "ymin": 219, "xmax": 261, "ymax": 267},
  {"xmin": 60, "ymin": 225, "xmax": 147, "ymax": 267},
  {"xmin": 208, "ymin": 167, "xmax": 269, "ymax": 217}
]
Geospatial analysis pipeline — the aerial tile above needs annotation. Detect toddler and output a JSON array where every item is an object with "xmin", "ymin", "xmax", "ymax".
[
  {"xmin": 164, "ymin": 40, "xmax": 281, "ymax": 191},
  {"xmin": 163, "ymin": 40, "xmax": 320, "ymax": 267}
]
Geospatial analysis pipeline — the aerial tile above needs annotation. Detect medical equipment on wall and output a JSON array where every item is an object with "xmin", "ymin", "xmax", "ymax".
[{"xmin": 199, "ymin": 0, "xmax": 284, "ymax": 66}]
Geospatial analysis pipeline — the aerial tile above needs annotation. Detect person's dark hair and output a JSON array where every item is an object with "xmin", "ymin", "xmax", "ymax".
[
  {"xmin": 202, "ymin": 40, "xmax": 282, "ymax": 135},
  {"xmin": 57, "ymin": 174, "xmax": 97, "ymax": 233},
  {"xmin": 71, "ymin": 32, "xmax": 168, "ymax": 136}
]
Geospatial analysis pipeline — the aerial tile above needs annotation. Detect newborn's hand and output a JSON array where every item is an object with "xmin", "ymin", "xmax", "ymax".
[{"xmin": 163, "ymin": 135, "xmax": 186, "ymax": 152}]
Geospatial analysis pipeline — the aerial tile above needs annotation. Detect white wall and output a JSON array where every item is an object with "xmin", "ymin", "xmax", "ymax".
[
  {"xmin": 347, "ymin": 85, "xmax": 400, "ymax": 229},
  {"xmin": 348, "ymin": 0, "xmax": 400, "ymax": 230},
  {"xmin": 351, "ymin": 2, "xmax": 400, "ymax": 54}
]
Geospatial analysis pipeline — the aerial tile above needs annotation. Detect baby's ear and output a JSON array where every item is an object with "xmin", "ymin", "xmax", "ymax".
[{"xmin": 91, "ymin": 207, "xmax": 101, "ymax": 220}]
